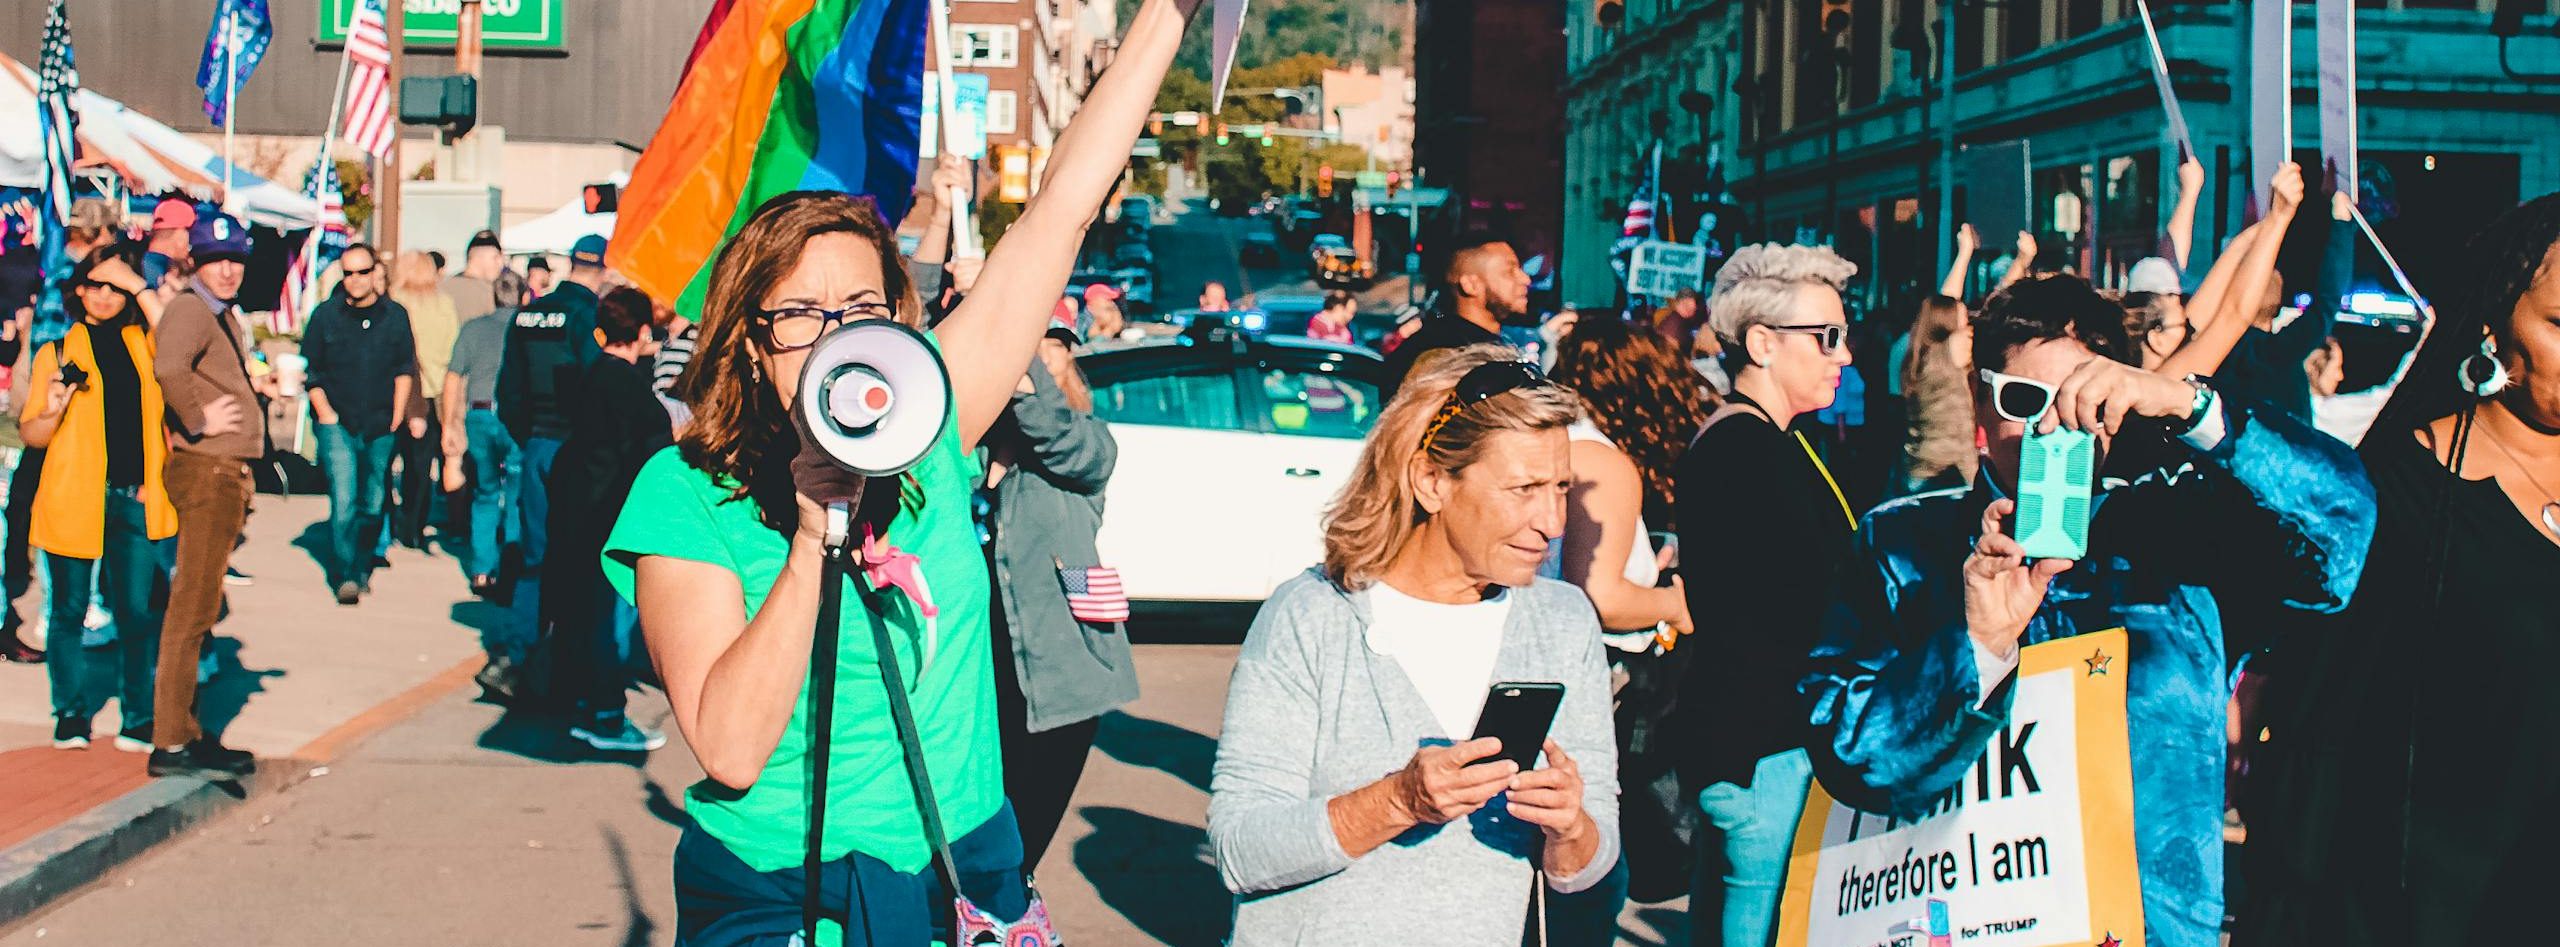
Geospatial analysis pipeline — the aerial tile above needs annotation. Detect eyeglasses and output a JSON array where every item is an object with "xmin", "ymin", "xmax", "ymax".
[
  {"xmin": 343, "ymin": 263, "xmax": 380, "ymax": 277},
  {"xmin": 1978, "ymin": 368, "xmax": 2057, "ymax": 423},
  {"xmin": 1764, "ymin": 322, "xmax": 1847, "ymax": 354},
  {"xmin": 754, "ymin": 302, "xmax": 896, "ymax": 351},
  {"xmin": 1420, "ymin": 360, "xmax": 1554, "ymax": 452}
]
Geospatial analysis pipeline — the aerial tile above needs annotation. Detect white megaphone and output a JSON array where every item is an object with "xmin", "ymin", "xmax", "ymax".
[{"xmin": 793, "ymin": 319, "xmax": 953, "ymax": 479}]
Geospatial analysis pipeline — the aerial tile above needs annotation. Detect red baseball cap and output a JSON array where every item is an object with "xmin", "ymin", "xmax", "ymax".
[
  {"xmin": 151, "ymin": 198, "xmax": 197, "ymax": 233},
  {"xmin": 1082, "ymin": 281, "xmax": 1122, "ymax": 303}
]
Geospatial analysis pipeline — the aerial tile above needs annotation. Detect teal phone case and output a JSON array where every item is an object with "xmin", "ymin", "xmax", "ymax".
[{"xmin": 2014, "ymin": 426, "xmax": 2094, "ymax": 560}]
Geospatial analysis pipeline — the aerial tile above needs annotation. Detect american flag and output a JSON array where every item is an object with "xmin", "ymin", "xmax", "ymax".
[
  {"xmin": 341, "ymin": 0, "xmax": 395, "ymax": 159},
  {"xmin": 1059, "ymin": 565, "xmax": 1129, "ymax": 624},
  {"xmin": 278, "ymin": 157, "xmax": 349, "ymax": 335},
  {"xmin": 33, "ymin": 0, "xmax": 80, "ymax": 348}
]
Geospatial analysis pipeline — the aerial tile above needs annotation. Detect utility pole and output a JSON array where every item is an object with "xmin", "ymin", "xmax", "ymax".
[
  {"xmin": 380, "ymin": 0, "xmax": 404, "ymax": 257},
  {"xmin": 1936, "ymin": 0, "xmax": 1956, "ymax": 276}
]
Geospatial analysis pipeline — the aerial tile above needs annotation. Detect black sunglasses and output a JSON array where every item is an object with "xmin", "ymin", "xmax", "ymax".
[
  {"xmin": 343, "ymin": 263, "xmax": 381, "ymax": 276},
  {"xmin": 1420, "ymin": 360, "xmax": 1553, "ymax": 451},
  {"xmin": 1764, "ymin": 322, "xmax": 1847, "ymax": 354}
]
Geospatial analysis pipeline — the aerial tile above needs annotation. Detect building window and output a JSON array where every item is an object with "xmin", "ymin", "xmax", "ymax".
[
  {"xmin": 953, "ymin": 25, "xmax": 1019, "ymax": 67},
  {"xmin": 2002, "ymin": 0, "xmax": 2044, "ymax": 60},
  {"xmin": 986, "ymin": 90, "xmax": 1019, "ymax": 134}
]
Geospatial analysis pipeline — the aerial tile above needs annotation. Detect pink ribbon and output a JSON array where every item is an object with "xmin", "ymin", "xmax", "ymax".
[{"xmin": 859, "ymin": 527, "xmax": 938, "ymax": 618}]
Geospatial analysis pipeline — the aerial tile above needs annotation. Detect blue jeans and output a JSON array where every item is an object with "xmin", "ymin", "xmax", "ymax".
[
  {"xmin": 462, "ymin": 409, "xmax": 521, "ymax": 581},
  {"xmin": 673, "ymin": 802, "xmax": 1030, "ymax": 947},
  {"xmin": 45, "ymin": 489, "xmax": 162, "ymax": 730},
  {"xmin": 1691, "ymin": 749, "xmax": 1812, "ymax": 947},
  {"xmin": 509, "ymin": 435, "xmax": 565, "ymax": 653},
  {"xmin": 318, "ymin": 423, "xmax": 398, "ymax": 587}
]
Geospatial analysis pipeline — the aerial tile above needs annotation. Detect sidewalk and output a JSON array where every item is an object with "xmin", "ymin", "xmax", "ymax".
[{"xmin": 0, "ymin": 494, "xmax": 492, "ymax": 925}]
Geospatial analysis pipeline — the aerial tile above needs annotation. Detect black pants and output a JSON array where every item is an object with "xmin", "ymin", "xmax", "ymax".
[
  {"xmin": 3, "ymin": 448, "xmax": 43, "ymax": 636},
  {"xmin": 989, "ymin": 602, "xmax": 1102, "ymax": 874},
  {"xmin": 391, "ymin": 409, "xmax": 441, "ymax": 548}
]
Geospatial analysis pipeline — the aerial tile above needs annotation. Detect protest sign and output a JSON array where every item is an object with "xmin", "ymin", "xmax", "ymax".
[
  {"xmin": 1776, "ymin": 628, "xmax": 2142, "ymax": 947},
  {"xmin": 2133, "ymin": 0, "xmax": 2193, "ymax": 162},
  {"xmin": 2317, "ymin": 0, "xmax": 2357, "ymax": 196},
  {"xmin": 1629, "ymin": 240, "xmax": 1708, "ymax": 298},
  {"xmin": 2250, "ymin": 0, "xmax": 2294, "ymax": 212},
  {"xmin": 920, "ymin": 72, "xmax": 992, "ymax": 160},
  {"xmin": 1961, "ymin": 141, "xmax": 2032, "ymax": 252}
]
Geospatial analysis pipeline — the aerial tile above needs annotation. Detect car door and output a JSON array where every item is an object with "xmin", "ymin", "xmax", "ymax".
[
  {"xmin": 1240, "ymin": 346, "xmax": 1387, "ymax": 596},
  {"xmin": 1085, "ymin": 346, "xmax": 1270, "ymax": 602}
]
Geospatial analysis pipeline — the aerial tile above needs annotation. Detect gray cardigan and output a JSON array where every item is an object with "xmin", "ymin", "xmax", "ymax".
[
  {"xmin": 988, "ymin": 364, "xmax": 1138, "ymax": 732},
  {"xmin": 1207, "ymin": 570, "xmax": 1621, "ymax": 946}
]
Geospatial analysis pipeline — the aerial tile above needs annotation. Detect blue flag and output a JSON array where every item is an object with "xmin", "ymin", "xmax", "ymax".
[
  {"xmin": 34, "ymin": 0, "xmax": 80, "ymax": 349},
  {"xmin": 196, "ymin": 0, "xmax": 272, "ymax": 127}
]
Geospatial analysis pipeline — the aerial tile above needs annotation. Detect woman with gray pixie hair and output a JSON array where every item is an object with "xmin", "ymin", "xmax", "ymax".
[
  {"xmin": 1208, "ymin": 343, "xmax": 1622, "ymax": 945},
  {"xmin": 1674, "ymin": 242, "xmax": 1861, "ymax": 946}
]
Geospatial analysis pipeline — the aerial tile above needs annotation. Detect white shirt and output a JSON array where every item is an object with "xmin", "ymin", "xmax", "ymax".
[
  {"xmin": 1366, "ymin": 582, "xmax": 1511, "ymax": 737},
  {"xmin": 1559, "ymin": 421, "xmax": 1666, "ymax": 653}
]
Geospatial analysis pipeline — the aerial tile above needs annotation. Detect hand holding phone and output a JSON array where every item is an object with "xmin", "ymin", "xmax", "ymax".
[
  {"xmin": 1390, "ymin": 738, "xmax": 1516, "ymax": 825},
  {"xmin": 1470, "ymin": 682, "xmax": 1565, "ymax": 771}
]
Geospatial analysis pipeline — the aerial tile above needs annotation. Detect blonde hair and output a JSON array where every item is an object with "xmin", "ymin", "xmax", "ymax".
[
  {"xmin": 1321, "ymin": 344, "xmax": 1582, "ymax": 590},
  {"xmin": 1707, "ymin": 242, "xmax": 1858, "ymax": 347},
  {"xmin": 391, "ymin": 251, "xmax": 442, "ymax": 296}
]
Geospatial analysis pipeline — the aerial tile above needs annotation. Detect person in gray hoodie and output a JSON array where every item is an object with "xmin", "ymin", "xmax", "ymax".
[
  {"xmin": 987, "ymin": 311, "xmax": 1135, "ymax": 872},
  {"xmin": 1208, "ymin": 344, "xmax": 1621, "ymax": 946}
]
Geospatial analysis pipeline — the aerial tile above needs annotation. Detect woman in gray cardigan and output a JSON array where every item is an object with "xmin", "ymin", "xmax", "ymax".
[
  {"xmin": 1209, "ymin": 344, "xmax": 1622, "ymax": 945},
  {"xmin": 988, "ymin": 325, "xmax": 1137, "ymax": 873}
]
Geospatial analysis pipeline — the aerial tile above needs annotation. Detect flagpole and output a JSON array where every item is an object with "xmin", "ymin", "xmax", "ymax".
[
  {"xmin": 292, "ymin": 34, "xmax": 358, "ymax": 324},
  {"xmin": 925, "ymin": 0, "xmax": 975, "ymax": 258},
  {"xmin": 222, "ymin": 15, "xmax": 238, "ymax": 205}
]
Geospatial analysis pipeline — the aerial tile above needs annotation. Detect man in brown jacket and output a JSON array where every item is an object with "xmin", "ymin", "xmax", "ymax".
[{"xmin": 146, "ymin": 212, "xmax": 258, "ymax": 780}]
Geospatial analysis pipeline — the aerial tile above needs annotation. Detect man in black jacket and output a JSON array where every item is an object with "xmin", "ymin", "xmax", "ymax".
[
  {"xmin": 543, "ymin": 288, "xmax": 670, "ymax": 753},
  {"xmin": 302, "ymin": 243, "xmax": 416, "ymax": 605}
]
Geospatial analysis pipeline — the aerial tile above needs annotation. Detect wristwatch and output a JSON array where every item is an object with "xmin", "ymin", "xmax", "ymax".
[{"xmin": 2168, "ymin": 373, "xmax": 2215, "ymax": 436}]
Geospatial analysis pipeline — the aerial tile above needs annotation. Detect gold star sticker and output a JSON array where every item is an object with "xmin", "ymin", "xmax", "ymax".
[{"xmin": 2085, "ymin": 649, "xmax": 2113, "ymax": 676}]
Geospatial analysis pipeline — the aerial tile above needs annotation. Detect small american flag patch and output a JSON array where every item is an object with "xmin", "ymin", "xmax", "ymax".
[{"xmin": 1058, "ymin": 565, "xmax": 1129, "ymax": 624}]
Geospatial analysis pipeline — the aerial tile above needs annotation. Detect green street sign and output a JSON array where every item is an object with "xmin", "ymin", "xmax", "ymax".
[{"xmin": 319, "ymin": 0, "xmax": 566, "ymax": 50}]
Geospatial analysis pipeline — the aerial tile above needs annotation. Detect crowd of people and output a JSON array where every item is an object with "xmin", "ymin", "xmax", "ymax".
[{"xmin": 7, "ymin": 0, "xmax": 2558, "ymax": 940}]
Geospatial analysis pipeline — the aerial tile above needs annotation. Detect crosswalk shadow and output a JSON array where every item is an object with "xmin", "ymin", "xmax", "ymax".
[{"xmin": 1068, "ymin": 805, "xmax": 1230, "ymax": 946}]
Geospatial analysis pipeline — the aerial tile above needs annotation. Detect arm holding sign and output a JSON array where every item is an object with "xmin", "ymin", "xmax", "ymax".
[
  {"xmin": 1799, "ymin": 514, "xmax": 2021, "ymax": 820},
  {"xmin": 2162, "ymin": 163, "xmax": 2303, "ymax": 379},
  {"xmin": 2167, "ymin": 156, "xmax": 2206, "ymax": 271},
  {"xmin": 1939, "ymin": 225, "xmax": 1977, "ymax": 300}
]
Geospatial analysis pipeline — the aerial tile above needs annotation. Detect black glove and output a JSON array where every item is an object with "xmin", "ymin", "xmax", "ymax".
[{"xmin": 790, "ymin": 410, "xmax": 868, "ymax": 507}]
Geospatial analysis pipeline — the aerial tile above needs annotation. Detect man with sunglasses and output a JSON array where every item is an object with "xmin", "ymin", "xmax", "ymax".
[
  {"xmin": 1798, "ymin": 275, "xmax": 2373, "ymax": 947},
  {"xmin": 303, "ymin": 242, "xmax": 419, "ymax": 605}
]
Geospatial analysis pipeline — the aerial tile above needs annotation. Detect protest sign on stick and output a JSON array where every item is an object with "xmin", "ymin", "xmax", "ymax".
[
  {"xmin": 2250, "ymin": 0, "xmax": 2294, "ymax": 213},
  {"xmin": 2134, "ymin": 0, "xmax": 2193, "ymax": 163},
  {"xmin": 2316, "ymin": 0, "xmax": 2357, "ymax": 197},
  {"xmin": 1776, "ymin": 629, "xmax": 2143, "ymax": 947}
]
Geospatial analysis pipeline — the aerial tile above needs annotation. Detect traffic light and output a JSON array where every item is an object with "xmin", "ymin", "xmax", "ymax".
[
  {"xmin": 1318, "ymin": 165, "xmax": 1334, "ymax": 198},
  {"xmin": 1820, "ymin": 0, "xmax": 1853, "ymax": 39},
  {"xmin": 1215, "ymin": 123, "xmax": 1230, "ymax": 145},
  {"xmin": 1385, "ymin": 171, "xmax": 1400, "ymax": 197},
  {"xmin": 1596, "ymin": 0, "xmax": 1625, "ymax": 28}
]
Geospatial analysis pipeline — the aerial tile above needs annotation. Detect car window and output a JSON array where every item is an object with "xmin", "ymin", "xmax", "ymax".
[
  {"xmin": 1093, "ymin": 365, "xmax": 1246, "ymax": 431},
  {"xmin": 1254, "ymin": 362, "xmax": 1380, "ymax": 440}
]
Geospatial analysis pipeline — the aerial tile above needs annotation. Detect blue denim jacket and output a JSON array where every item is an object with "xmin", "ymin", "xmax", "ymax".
[{"xmin": 1799, "ymin": 402, "xmax": 2375, "ymax": 947}]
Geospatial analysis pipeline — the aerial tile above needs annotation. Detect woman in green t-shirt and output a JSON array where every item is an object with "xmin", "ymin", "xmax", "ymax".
[{"xmin": 605, "ymin": 0, "xmax": 1200, "ymax": 942}]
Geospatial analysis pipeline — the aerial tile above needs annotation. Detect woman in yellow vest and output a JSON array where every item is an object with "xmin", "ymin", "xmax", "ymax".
[{"xmin": 17, "ymin": 250, "xmax": 181, "ymax": 752}]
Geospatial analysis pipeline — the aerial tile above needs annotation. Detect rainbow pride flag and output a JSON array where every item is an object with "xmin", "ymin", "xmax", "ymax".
[{"xmin": 608, "ymin": 0, "xmax": 928, "ymax": 314}]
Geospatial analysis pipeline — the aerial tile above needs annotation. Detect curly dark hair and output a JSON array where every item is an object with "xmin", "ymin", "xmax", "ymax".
[
  {"xmin": 2372, "ymin": 192, "xmax": 2560, "ymax": 439},
  {"xmin": 1549, "ymin": 313, "xmax": 1711, "ymax": 530},
  {"xmin": 1972, "ymin": 274, "xmax": 2135, "ymax": 373}
]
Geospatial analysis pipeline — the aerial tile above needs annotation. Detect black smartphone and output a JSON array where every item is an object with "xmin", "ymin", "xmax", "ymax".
[
  {"xmin": 57, "ymin": 362, "xmax": 89, "ymax": 390},
  {"xmin": 1469, "ymin": 682, "xmax": 1565, "ymax": 771}
]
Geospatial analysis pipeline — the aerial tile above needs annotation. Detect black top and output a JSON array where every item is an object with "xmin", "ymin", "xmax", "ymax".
[
  {"xmin": 542, "ymin": 356, "xmax": 675, "ymax": 631},
  {"xmin": 1672, "ymin": 396, "xmax": 1859, "ymax": 790},
  {"xmin": 2242, "ymin": 431, "xmax": 2560, "ymax": 945},
  {"xmin": 1380, "ymin": 313, "xmax": 1503, "ymax": 403},
  {"xmin": 86, "ymin": 324, "xmax": 144, "ymax": 489},
  {"xmin": 498, "ymin": 280, "xmax": 602, "ymax": 441},
  {"xmin": 2216, "ymin": 217, "xmax": 2357, "ymax": 423},
  {"xmin": 302, "ymin": 293, "xmax": 418, "ymax": 436}
]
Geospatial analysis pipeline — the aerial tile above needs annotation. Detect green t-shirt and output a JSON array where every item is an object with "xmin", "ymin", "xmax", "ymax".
[{"xmin": 603, "ymin": 416, "xmax": 997, "ymax": 875}]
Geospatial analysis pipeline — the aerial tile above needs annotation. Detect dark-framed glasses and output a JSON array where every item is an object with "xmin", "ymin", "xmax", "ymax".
[
  {"xmin": 755, "ymin": 302, "xmax": 896, "ymax": 351},
  {"xmin": 1764, "ymin": 322, "xmax": 1847, "ymax": 354},
  {"xmin": 1978, "ymin": 368, "xmax": 2057, "ymax": 423},
  {"xmin": 1420, "ymin": 359, "xmax": 1554, "ymax": 451}
]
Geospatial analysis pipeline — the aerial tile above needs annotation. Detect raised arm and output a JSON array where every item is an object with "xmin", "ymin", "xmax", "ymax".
[
  {"xmin": 934, "ymin": 0, "xmax": 1197, "ymax": 452},
  {"xmin": 2161, "ymin": 162, "xmax": 2302, "ymax": 379},
  {"xmin": 1996, "ymin": 231, "xmax": 2036, "ymax": 291},
  {"xmin": 2166, "ymin": 156, "xmax": 2205, "ymax": 271},
  {"xmin": 1938, "ymin": 224, "xmax": 1978, "ymax": 300}
]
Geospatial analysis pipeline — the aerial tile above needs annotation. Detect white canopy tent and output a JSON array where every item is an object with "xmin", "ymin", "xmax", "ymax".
[
  {"xmin": 0, "ymin": 52, "xmax": 340, "ymax": 231},
  {"xmin": 501, "ymin": 173, "xmax": 626, "ymax": 257}
]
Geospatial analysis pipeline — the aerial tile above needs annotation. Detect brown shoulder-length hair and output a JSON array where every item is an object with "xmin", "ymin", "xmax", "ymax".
[
  {"xmin": 1548, "ymin": 313, "xmax": 1709, "ymax": 530},
  {"xmin": 673, "ymin": 190, "xmax": 923, "ymax": 533},
  {"xmin": 1321, "ymin": 344, "xmax": 1582, "ymax": 590}
]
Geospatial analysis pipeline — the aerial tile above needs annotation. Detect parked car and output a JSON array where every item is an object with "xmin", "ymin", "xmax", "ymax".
[
  {"xmin": 1309, "ymin": 234, "xmax": 1374, "ymax": 288},
  {"xmin": 1240, "ymin": 231, "xmax": 1284, "ymax": 267},
  {"xmin": 1113, "ymin": 242, "xmax": 1155, "ymax": 270},
  {"xmin": 1082, "ymin": 331, "xmax": 1387, "ymax": 602}
]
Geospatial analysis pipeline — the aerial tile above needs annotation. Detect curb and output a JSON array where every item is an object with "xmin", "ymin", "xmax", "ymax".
[{"xmin": 0, "ymin": 655, "xmax": 484, "ymax": 928}]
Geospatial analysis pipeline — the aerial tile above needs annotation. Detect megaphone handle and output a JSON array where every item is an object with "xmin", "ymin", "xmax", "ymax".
[{"xmin": 823, "ymin": 501, "xmax": 854, "ymax": 553}]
